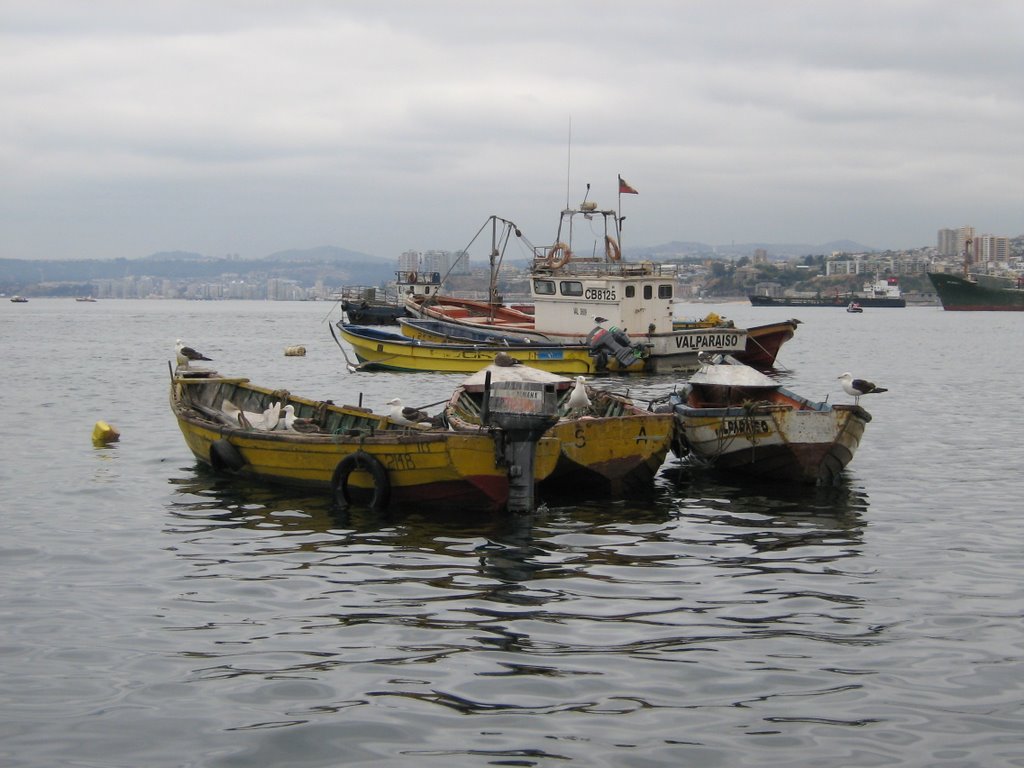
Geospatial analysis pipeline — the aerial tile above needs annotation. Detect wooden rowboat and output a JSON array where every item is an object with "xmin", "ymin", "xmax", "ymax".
[
  {"xmin": 668, "ymin": 357, "xmax": 871, "ymax": 484},
  {"xmin": 445, "ymin": 364, "xmax": 675, "ymax": 496},
  {"xmin": 170, "ymin": 368, "xmax": 561, "ymax": 512}
]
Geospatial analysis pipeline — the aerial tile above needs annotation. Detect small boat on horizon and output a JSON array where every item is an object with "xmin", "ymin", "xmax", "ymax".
[
  {"xmin": 846, "ymin": 301, "xmax": 864, "ymax": 313},
  {"xmin": 10, "ymin": 295, "xmax": 28, "ymax": 303}
]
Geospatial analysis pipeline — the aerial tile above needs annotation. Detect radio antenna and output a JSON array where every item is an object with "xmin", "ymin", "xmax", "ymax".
[{"xmin": 565, "ymin": 116, "xmax": 572, "ymax": 210}]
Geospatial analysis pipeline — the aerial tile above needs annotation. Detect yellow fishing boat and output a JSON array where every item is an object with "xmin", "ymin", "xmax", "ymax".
[
  {"xmin": 170, "ymin": 367, "xmax": 561, "ymax": 512},
  {"xmin": 445, "ymin": 364, "xmax": 675, "ymax": 496},
  {"xmin": 334, "ymin": 322, "xmax": 648, "ymax": 374}
]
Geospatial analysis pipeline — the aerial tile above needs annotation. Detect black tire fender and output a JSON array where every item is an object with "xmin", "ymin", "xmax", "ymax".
[
  {"xmin": 209, "ymin": 439, "xmax": 246, "ymax": 472},
  {"xmin": 332, "ymin": 450, "xmax": 391, "ymax": 511}
]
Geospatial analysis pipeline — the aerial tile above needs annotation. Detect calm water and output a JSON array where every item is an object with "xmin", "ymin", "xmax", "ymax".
[{"xmin": 1, "ymin": 298, "xmax": 1021, "ymax": 768}]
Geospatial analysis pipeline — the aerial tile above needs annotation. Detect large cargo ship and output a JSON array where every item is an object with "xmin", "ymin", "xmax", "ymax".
[
  {"xmin": 750, "ymin": 276, "xmax": 905, "ymax": 308},
  {"xmin": 928, "ymin": 271, "xmax": 1024, "ymax": 311}
]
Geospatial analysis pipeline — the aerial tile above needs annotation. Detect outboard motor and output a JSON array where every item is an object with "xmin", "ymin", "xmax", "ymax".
[
  {"xmin": 587, "ymin": 324, "xmax": 647, "ymax": 369},
  {"xmin": 481, "ymin": 374, "xmax": 559, "ymax": 514}
]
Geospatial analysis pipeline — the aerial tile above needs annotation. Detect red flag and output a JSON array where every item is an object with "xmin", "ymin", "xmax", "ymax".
[{"xmin": 618, "ymin": 175, "xmax": 638, "ymax": 195}]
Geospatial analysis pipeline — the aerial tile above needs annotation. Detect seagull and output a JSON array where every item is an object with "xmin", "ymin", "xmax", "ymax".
[
  {"xmin": 175, "ymin": 339, "xmax": 212, "ymax": 369},
  {"xmin": 838, "ymin": 372, "xmax": 888, "ymax": 404},
  {"xmin": 386, "ymin": 398, "xmax": 433, "ymax": 428},
  {"xmin": 494, "ymin": 351, "xmax": 521, "ymax": 367},
  {"xmin": 271, "ymin": 405, "xmax": 319, "ymax": 432},
  {"xmin": 275, "ymin": 404, "xmax": 297, "ymax": 430},
  {"xmin": 221, "ymin": 400, "xmax": 281, "ymax": 430},
  {"xmin": 256, "ymin": 401, "xmax": 282, "ymax": 430},
  {"xmin": 221, "ymin": 399, "xmax": 243, "ymax": 425},
  {"xmin": 566, "ymin": 376, "xmax": 592, "ymax": 416}
]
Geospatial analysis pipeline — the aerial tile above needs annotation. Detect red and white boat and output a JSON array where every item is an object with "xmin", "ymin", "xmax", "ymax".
[{"xmin": 406, "ymin": 200, "xmax": 758, "ymax": 373}]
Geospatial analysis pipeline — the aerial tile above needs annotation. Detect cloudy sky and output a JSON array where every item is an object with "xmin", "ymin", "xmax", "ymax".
[{"xmin": 3, "ymin": 1, "xmax": 1023, "ymax": 261}]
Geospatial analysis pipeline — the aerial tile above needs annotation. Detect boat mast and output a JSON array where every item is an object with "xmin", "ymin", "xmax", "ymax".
[
  {"xmin": 489, "ymin": 215, "xmax": 501, "ymax": 308},
  {"xmin": 962, "ymin": 237, "xmax": 973, "ymax": 277}
]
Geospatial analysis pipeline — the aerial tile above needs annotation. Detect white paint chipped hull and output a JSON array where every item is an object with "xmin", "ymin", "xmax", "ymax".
[{"xmin": 672, "ymin": 394, "xmax": 871, "ymax": 484}]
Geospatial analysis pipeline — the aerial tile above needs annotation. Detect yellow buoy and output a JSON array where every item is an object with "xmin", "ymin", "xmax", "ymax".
[
  {"xmin": 92, "ymin": 421, "xmax": 120, "ymax": 445},
  {"xmin": 284, "ymin": 345, "xmax": 306, "ymax": 357}
]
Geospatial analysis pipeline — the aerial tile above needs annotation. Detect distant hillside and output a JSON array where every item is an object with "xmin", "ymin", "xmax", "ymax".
[
  {"xmin": 265, "ymin": 246, "xmax": 386, "ymax": 264},
  {"xmin": 0, "ymin": 248, "xmax": 396, "ymax": 292},
  {"xmin": 138, "ymin": 250, "xmax": 208, "ymax": 261}
]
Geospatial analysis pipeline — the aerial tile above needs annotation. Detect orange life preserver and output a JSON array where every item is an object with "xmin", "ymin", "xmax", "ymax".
[
  {"xmin": 547, "ymin": 242, "xmax": 573, "ymax": 269},
  {"xmin": 605, "ymin": 236, "xmax": 621, "ymax": 261}
]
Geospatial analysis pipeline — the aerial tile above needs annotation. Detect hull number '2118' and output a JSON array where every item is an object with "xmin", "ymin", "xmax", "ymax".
[{"xmin": 584, "ymin": 288, "xmax": 616, "ymax": 301}]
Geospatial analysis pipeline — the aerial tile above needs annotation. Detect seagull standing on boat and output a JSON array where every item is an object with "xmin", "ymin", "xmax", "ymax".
[
  {"xmin": 255, "ymin": 401, "xmax": 282, "ymax": 430},
  {"xmin": 175, "ymin": 339, "xmax": 212, "ymax": 369},
  {"xmin": 274, "ymin": 405, "xmax": 319, "ymax": 432},
  {"xmin": 494, "ymin": 351, "xmax": 521, "ymax": 367},
  {"xmin": 838, "ymin": 372, "xmax": 888, "ymax": 404},
  {"xmin": 386, "ymin": 398, "xmax": 433, "ymax": 428},
  {"xmin": 276, "ymin": 404, "xmax": 297, "ymax": 430},
  {"xmin": 220, "ymin": 399, "xmax": 281, "ymax": 430},
  {"xmin": 566, "ymin": 376, "xmax": 592, "ymax": 416}
]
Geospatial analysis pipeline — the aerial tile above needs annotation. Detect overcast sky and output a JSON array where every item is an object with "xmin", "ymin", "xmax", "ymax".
[{"xmin": 3, "ymin": 1, "xmax": 1023, "ymax": 261}]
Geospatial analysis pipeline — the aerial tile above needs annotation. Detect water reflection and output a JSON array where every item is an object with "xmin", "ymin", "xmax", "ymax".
[
  {"xmin": 163, "ymin": 462, "xmax": 879, "ymax": 690},
  {"xmin": 167, "ymin": 460, "xmax": 869, "ymax": 572}
]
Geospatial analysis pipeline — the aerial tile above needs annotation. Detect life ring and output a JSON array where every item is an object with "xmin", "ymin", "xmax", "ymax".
[
  {"xmin": 332, "ymin": 450, "xmax": 391, "ymax": 511},
  {"xmin": 209, "ymin": 439, "xmax": 246, "ymax": 472},
  {"xmin": 547, "ymin": 242, "xmax": 573, "ymax": 269},
  {"xmin": 407, "ymin": 271, "xmax": 418, "ymax": 284},
  {"xmin": 605, "ymin": 236, "xmax": 621, "ymax": 261}
]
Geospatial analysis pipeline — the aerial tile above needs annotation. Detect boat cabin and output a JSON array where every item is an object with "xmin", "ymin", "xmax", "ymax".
[
  {"xmin": 529, "ymin": 203, "xmax": 676, "ymax": 336},
  {"xmin": 397, "ymin": 269, "xmax": 443, "ymax": 298}
]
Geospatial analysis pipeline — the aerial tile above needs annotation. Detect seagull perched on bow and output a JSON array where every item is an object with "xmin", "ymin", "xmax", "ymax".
[
  {"xmin": 837, "ymin": 372, "xmax": 888, "ymax": 404},
  {"xmin": 175, "ymin": 339, "xmax": 212, "ymax": 369},
  {"xmin": 386, "ymin": 398, "xmax": 434, "ymax": 428},
  {"xmin": 566, "ymin": 376, "xmax": 592, "ymax": 416}
]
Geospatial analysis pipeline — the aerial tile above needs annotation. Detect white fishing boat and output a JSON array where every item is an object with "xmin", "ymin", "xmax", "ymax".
[
  {"xmin": 667, "ymin": 356, "xmax": 871, "ymax": 484},
  {"xmin": 406, "ymin": 195, "xmax": 751, "ymax": 373}
]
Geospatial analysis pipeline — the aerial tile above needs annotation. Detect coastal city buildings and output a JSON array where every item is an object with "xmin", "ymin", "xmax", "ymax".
[{"xmin": 4, "ymin": 232, "xmax": 1020, "ymax": 301}]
